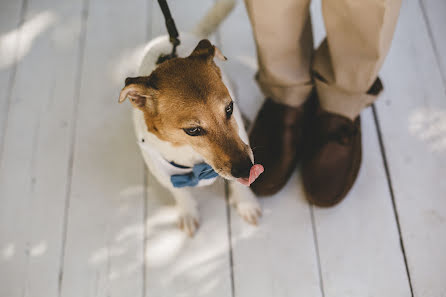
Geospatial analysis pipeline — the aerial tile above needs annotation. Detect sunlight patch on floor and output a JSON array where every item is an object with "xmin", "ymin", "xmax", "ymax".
[
  {"xmin": 409, "ymin": 107, "xmax": 446, "ymax": 152},
  {"xmin": 0, "ymin": 11, "xmax": 56, "ymax": 69},
  {"xmin": 1, "ymin": 243, "xmax": 15, "ymax": 260}
]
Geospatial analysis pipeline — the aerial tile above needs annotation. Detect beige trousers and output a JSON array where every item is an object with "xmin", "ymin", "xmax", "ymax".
[{"xmin": 244, "ymin": 0, "xmax": 401, "ymax": 119}]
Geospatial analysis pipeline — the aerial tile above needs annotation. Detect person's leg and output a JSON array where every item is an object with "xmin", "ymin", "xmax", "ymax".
[
  {"xmin": 245, "ymin": 0, "xmax": 313, "ymax": 107},
  {"xmin": 245, "ymin": 0, "xmax": 314, "ymax": 196},
  {"xmin": 313, "ymin": 0, "xmax": 401, "ymax": 119},
  {"xmin": 303, "ymin": 0, "xmax": 402, "ymax": 206}
]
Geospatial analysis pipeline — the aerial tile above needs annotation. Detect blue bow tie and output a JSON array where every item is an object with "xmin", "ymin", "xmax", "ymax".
[{"xmin": 170, "ymin": 163, "xmax": 219, "ymax": 188}]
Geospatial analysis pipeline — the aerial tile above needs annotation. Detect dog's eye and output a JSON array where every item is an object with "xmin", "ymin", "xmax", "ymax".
[
  {"xmin": 183, "ymin": 127, "xmax": 204, "ymax": 136},
  {"xmin": 225, "ymin": 101, "xmax": 233, "ymax": 119}
]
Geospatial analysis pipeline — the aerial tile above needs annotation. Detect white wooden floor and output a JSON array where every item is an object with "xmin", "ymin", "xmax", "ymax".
[{"xmin": 1, "ymin": 0, "xmax": 445, "ymax": 296}]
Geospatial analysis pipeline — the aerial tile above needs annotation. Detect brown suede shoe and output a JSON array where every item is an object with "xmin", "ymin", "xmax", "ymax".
[
  {"xmin": 249, "ymin": 98, "xmax": 307, "ymax": 196},
  {"xmin": 302, "ymin": 106, "xmax": 362, "ymax": 207}
]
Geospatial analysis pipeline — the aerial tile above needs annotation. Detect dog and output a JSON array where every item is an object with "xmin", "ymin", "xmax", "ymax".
[{"xmin": 118, "ymin": 3, "xmax": 263, "ymax": 236}]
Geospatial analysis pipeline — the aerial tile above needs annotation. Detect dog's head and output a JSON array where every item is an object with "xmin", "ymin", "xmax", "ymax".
[{"xmin": 119, "ymin": 39, "xmax": 261, "ymax": 182}]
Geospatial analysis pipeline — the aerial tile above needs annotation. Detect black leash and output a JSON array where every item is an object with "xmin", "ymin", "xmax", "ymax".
[{"xmin": 156, "ymin": 0, "xmax": 181, "ymax": 64}]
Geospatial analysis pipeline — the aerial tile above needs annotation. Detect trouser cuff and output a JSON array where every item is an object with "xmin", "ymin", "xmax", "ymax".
[
  {"xmin": 315, "ymin": 76, "xmax": 383, "ymax": 120},
  {"xmin": 256, "ymin": 72, "xmax": 313, "ymax": 108}
]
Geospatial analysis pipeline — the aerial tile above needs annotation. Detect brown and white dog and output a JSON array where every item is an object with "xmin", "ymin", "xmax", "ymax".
[{"xmin": 118, "ymin": 5, "xmax": 263, "ymax": 236}]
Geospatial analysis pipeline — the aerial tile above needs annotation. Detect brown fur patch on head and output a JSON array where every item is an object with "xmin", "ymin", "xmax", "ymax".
[{"xmin": 118, "ymin": 39, "xmax": 252, "ymax": 178}]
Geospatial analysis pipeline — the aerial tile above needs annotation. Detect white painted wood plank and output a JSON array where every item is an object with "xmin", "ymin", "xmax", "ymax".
[
  {"xmin": 150, "ymin": 0, "xmax": 216, "ymax": 38},
  {"xmin": 219, "ymin": 3, "xmax": 322, "ymax": 297},
  {"xmin": 376, "ymin": 0, "xmax": 446, "ymax": 295},
  {"xmin": 0, "ymin": 0, "xmax": 85, "ymax": 296},
  {"xmin": 308, "ymin": 1, "xmax": 412, "ymax": 296},
  {"xmin": 143, "ymin": 2, "xmax": 232, "ymax": 297},
  {"xmin": 0, "ymin": 0, "xmax": 24, "ymax": 148},
  {"xmin": 229, "ymin": 172, "xmax": 322, "ymax": 297},
  {"xmin": 0, "ymin": 1, "xmax": 23, "ymax": 36},
  {"xmin": 144, "ymin": 177, "xmax": 232, "ymax": 297},
  {"xmin": 420, "ymin": 0, "xmax": 446, "ymax": 85},
  {"xmin": 59, "ymin": 0, "xmax": 147, "ymax": 297},
  {"xmin": 313, "ymin": 109, "xmax": 411, "ymax": 297},
  {"xmin": 309, "ymin": 0, "xmax": 325, "ymax": 47}
]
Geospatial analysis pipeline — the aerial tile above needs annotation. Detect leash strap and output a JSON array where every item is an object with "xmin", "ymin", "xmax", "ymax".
[{"xmin": 157, "ymin": 0, "xmax": 181, "ymax": 63}]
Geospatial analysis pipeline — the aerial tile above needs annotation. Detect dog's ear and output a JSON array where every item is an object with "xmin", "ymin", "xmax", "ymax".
[
  {"xmin": 118, "ymin": 75, "xmax": 158, "ymax": 112},
  {"xmin": 189, "ymin": 39, "xmax": 227, "ymax": 62}
]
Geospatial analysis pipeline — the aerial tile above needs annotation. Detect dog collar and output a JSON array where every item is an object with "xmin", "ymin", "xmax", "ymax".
[{"xmin": 170, "ymin": 162, "xmax": 218, "ymax": 188}]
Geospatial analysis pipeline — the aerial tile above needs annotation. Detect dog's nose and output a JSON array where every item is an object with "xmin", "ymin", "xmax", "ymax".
[{"xmin": 231, "ymin": 157, "xmax": 253, "ymax": 178}]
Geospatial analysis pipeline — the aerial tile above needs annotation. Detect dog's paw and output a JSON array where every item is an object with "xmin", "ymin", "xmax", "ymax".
[
  {"xmin": 234, "ymin": 198, "xmax": 262, "ymax": 225},
  {"xmin": 178, "ymin": 211, "xmax": 200, "ymax": 237}
]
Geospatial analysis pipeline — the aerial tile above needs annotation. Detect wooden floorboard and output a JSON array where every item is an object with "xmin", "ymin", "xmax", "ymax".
[
  {"xmin": 229, "ymin": 172, "xmax": 322, "ymax": 297},
  {"xmin": 419, "ymin": 0, "xmax": 446, "ymax": 87},
  {"xmin": 0, "ymin": 0, "xmax": 85, "ymax": 296},
  {"xmin": 0, "ymin": 0, "xmax": 25, "ymax": 153},
  {"xmin": 143, "ymin": 178, "xmax": 232, "ymax": 297},
  {"xmin": 375, "ymin": 0, "xmax": 446, "ymax": 296},
  {"xmin": 59, "ymin": 0, "xmax": 147, "ymax": 296},
  {"xmin": 150, "ymin": 0, "xmax": 216, "ymax": 38},
  {"xmin": 0, "ymin": 0, "xmax": 445, "ymax": 296}
]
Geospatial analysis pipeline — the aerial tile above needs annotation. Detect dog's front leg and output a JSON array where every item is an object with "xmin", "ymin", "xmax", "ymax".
[
  {"xmin": 229, "ymin": 181, "xmax": 262, "ymax": 225},
  {"xmin": 170, "ymin": 187, "xmax": 200, "ymax": 236}
]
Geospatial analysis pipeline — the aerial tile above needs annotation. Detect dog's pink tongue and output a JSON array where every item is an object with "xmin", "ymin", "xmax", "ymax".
[{"xmin": 237, "ymin": 164, "xmax": 264, "ymax": 186}]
